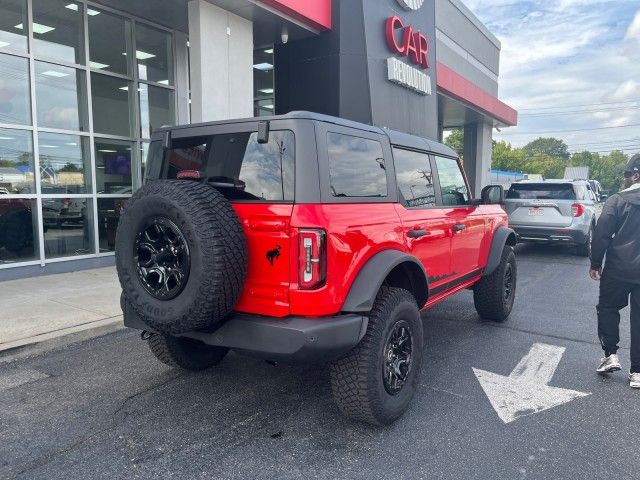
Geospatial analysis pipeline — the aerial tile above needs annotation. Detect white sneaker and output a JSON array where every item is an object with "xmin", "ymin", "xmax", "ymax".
[
  {"xmin": 596, "ymin": 354, "xmax": 621, "ymax": 374},
  {"xmin": 630, "ymin": 372, "xmax": 640, "ymax": 389}
]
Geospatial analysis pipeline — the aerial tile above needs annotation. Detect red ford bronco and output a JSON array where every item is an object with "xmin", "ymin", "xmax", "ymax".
[{"xmin": 116, "ymin": 112, "xmax": 517, "ymax": 425}]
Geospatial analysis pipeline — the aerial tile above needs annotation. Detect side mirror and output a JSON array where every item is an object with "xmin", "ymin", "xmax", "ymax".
[
  {"xmin": 257, "ymin": 121, "xmax": 270, "ymax": 144},
  {"xmin": 481, "ymin": 185, "xmax": 505, "ymax": 205}
]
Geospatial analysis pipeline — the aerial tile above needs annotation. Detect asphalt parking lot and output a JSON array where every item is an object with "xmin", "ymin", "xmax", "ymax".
[{"xmin": 1, "ymin": 244, "xmax": 637, "ymax": 480}]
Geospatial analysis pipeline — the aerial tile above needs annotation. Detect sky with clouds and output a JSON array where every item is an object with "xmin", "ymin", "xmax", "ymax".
[{"xmin": 463, "ymin": 0, "xmax": 640, "ymax": 156}]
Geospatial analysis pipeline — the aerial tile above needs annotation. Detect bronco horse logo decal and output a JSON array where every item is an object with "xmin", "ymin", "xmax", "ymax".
[{"xmin": 266, "ymin": 244, "xmax": 282, "ymax": 266}]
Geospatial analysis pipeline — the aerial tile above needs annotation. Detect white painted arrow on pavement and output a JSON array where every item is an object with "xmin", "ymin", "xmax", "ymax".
[{"xmin": 473, "ymin": 343, "xmax": 590, "ymax": 424}]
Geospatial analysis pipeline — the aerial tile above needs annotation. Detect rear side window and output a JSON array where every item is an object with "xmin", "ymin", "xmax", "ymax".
[
  {"xmin": 393, "ymin": 148, "xmax": 435, "ymax": 207},
  {"xmin": 327, "ymin": 132, "xmax": 387, "ymax": 198},
  {"xmin": 507, "ymin": 183, "xmax": 576, "ymax": 200},
  {"xmin": 434, "ymin": 156, "xmax": 469, "ymax": 206},
  {"xmin": 575, "ymin": 184, "xmax": 589, "ymax": 200},
  {"xmin": 159, "ymin": 130, "xmax": 295, "ymax": 202}
]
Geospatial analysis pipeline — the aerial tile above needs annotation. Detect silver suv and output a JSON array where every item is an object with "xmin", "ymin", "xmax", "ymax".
[{"xmin": 504, "ymin": 180, "xmax": 597, "ymax": 256}]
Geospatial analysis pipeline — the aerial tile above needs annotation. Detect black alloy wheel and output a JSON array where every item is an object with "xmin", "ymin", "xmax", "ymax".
[
  {"xmin": 503, "ymin": 263, "xmax": 514, "ymax": 303},
  {"xmin": 135, "ymin": 217, "xmax": 190, "ymax": 300},
  {"xmin": 383, "ymin": 321, "xmax": 414, "ymax": 395}
]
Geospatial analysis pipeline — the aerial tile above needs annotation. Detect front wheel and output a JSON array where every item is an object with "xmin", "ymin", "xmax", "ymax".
[
  {"xmin": 474, "ymin": 246, "xmax": 517, "ymax": 322},
  {"xmin": 147, "ymin": 333, "xmax": 229, "ymax": 371},
  {"xmin": 329, "ymin": 287, "xmax": 424, "ymax": 426}
]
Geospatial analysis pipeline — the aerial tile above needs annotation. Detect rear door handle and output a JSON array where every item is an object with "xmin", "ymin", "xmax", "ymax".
[
  {"xmin": 452, "ymin": 224, "xmax": 466, "ymax": 233},
  {"xmin": 407, "ymin": 229, "xmax": 428, "ymax": 238}
]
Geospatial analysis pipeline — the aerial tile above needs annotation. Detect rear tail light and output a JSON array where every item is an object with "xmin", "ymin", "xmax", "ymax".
[
  {"xmin": 298, "ymin": 229, "xmax": 326, "ymax": 290},
  {"xmin": 571, "ymin": 203, "xmax": 584, "ymax": 217}
]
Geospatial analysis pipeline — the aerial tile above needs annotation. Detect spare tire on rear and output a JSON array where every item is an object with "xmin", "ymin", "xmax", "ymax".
[{"xmin": 115, "ymin": 180, "xmax": 247, "ymax": 334}]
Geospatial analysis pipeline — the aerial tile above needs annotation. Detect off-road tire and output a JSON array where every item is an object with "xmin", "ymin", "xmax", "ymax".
[
  {"xmin": 147, "ymin": 333, "xmax": 229, "ymax": 371},
  {"xmin": 576, "ymin": 226, "xmax": 593, "ymax": 258},
  {"xmin": 473, "ymin": 246, "xmax": 517, "ymax": 322},
  {"xmin": 329, "ymin": 287, "xmax": 424, "ymax": 426},
  {"xmin": 115, "ymin": 180, "xmax": 247, "ymax": 334}
]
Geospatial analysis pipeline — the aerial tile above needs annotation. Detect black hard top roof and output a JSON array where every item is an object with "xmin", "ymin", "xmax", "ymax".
[{"xmin": 158, "ymin": 111, "xmax": 458, "ymax": 158}]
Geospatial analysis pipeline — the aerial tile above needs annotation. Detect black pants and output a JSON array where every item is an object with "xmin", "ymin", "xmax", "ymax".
[{"xmin": 597, "ymin": 273, "xmax": 640, "ymax": 373}]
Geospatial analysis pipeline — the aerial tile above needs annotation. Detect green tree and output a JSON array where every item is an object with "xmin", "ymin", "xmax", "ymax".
[
  {"xmin": 58, "ymin": 162, "xmax": 81, "ymax": 173},
  {"xmin": 492, "ymin": 140, "xmax": 525, "ymax": 172},
  {"xmin": 523, "ymin": 137, "xmax": 570, "ymax": 160},
  {"xmin": 444, "ymin": 129, "xmax": 464, "ymax": 157}
]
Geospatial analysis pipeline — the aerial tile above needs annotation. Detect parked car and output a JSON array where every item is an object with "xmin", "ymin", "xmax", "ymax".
[
  {"xmin": 42, "ymin": 198, "xmax": 85, "ymax": 227},
  {"xmin": 588, "ymin": 179, "xmax": 603, "ymax": 202},
  {"xmin": 115, "ymin": 111, "xmax": 517, "ymax": 425},
  {"xmin": 504, "ymin": 179, "xmax": 597, "ymax": 256}
]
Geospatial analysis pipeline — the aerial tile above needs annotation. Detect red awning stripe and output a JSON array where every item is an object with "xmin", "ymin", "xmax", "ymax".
[
  {"xmin": 436, "ymin": 62, "xmax": 518, "ymax": 126},
  {"xmin": 256, "ymin": 0, "xmax": 332, "ymax": 31}
]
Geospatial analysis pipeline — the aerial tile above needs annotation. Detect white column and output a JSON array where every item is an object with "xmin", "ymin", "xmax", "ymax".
[
  {"xmin": 463, "ymin": 122, "xmax": 493, "ymax": 197},
  {"xmin": 188, "ymin": 0, "xmax": 254, "ymax": 122}
]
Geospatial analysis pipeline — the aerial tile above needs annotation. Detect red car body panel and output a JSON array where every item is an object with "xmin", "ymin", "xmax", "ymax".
[
  {"xmin": 232, "ymin": 203, "xmax": 294, "ymax": 318},
  {"xmin": 231, "ymin": 199, "xmax": 509, "ymax": 319}
]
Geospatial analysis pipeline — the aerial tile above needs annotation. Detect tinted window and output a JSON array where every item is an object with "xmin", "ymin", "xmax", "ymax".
[
  {"xmin": 507, "ymin": 183, "xmax": 576, "ymax": 200},
  {"xmin": 435, "ymin": 156, "xmax": 469, "ymax": 206},
  {"xmin": 162, "ymin": 131, "xmax": 294, "ymax": 202},
  {"xmin": 327, "ymin": 133, "xmax": 386, "ymax": 198},
  {"xmin": 393, "ymin": 148, "xmax": 435, "ymax": 207}
]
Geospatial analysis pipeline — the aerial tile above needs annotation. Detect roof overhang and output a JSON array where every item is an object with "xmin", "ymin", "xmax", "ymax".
[
  {"xmin": 252, "ymin": 0, "xmax": 332, "ymax": 32},
  {"xmin": 436, "ymin": 62, "xmax": 518, "ymax": 127}
]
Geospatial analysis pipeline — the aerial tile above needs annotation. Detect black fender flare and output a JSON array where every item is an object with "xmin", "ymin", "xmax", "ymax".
[
  {"xmin": 484, "ymin": 227, "xmax": 517, "ymax": 276},
  {"xmin": 341, "ymin": 250, "xmax": 428, "ymax": 313}
]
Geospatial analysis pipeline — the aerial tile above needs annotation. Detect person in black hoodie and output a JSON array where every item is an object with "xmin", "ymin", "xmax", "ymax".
[{"xmin": 590, "ymin": 154, "xmax": 640, "ymax": 388}]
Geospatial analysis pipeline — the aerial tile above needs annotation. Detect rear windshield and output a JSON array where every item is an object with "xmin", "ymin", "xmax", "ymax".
[
  {"xmin": 148, "ymin": 130, "xmax": 295, "ymax": 202},
  {"xmin": 507, "ymin": 183, "xmax": 576, "ymax": 200}
]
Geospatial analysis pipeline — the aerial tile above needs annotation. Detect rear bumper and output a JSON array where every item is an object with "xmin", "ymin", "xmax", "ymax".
[
  {"xmin": 512, "ymin": 225, "xmax": 588, "ymax": 245},
  {"xmin": 124, "ymin": 303, "xmax": 367, "ymax": 364}
]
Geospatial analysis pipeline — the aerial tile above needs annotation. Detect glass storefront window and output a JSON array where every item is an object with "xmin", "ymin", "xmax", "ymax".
[
  {"xmin": 91, "ymin": 73, "xmax": 132, "ymax": 137},
  {"xmin": 38, "ymin": 132, "xmax": 90, "ymax": 194},
  {"xmin": 0, "ymin": 53, "xmax": 31, "ymax": 125},
  {"xmin": 254, "ymin": 46, "xmax": 274, "ymax": 117},
  {"xmin": 255, "ymin": 99, "xmax": 275, "ymax": 117},
  {"xmin": 135, "ymin": 24, "xmax": 173, "ymax": 85},
  {"xmin": 88, "ymin": 9, "xmax": 133, "ymax": 76},
  {"xmin": 32, "ymin": 0, "xmax": 85, "ymax": 65},
  {"xmin": 139, "ymin": 83, "xmax": 174, "ymax": 139},
  {"xmin": 0, "ymin": 128, "xmax": 34, "ymax": 194},
  {"xmin": 0, "ymin": 4, "xmax": 179, "ymax": 268},
  {"xmin": 140, "ymin": 141, "xmax": 149, "ymax": 184},
  {"xmin": 0, "ymin": 0, "xmax": 28, "ymax": 54},
  {"xmin": 0, "ymin": 198, "xmax": 39, "ymax": 263},
  {"xmin": 42, "ymin": 197, "xmax": 94, "ymax": 258},
  {"xmin": 95, "ymin": 139, "xmax": 133, "ymax": 194},
  {"xmin": 97, "ymin": 197, "xmax": 127, "ymax": 252},
  {"xmin": 35, "ymin": 61, "xmax": 88, "ymax": 131}
]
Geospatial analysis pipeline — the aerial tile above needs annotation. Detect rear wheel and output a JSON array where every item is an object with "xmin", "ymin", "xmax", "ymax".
[
  {"xmin": 576, "ymin": 226, "xmax": 593, "ymax": 257},
  {"xmin": 329, "ymin": 287, "xmax": 424, "ymax": 426},
  {"xmin": 147, "ymin": 333, "xmax": 229, "ymax": 371},
  {"xmin": 474, "ymin": 246, "xmax": 517, "ymax": 322}
]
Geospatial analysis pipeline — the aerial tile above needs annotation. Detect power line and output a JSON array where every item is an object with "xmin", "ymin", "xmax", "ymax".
[
  {"xmin": 498, "ymin": 123, "xmax": 640, "ymax": 135},
  {"xmin": 566, "ymin": 138, "xmax": 640, "ymax": 147},
  {"xmin": 518, "ymin": 98, "xmax": 640, "ymax": 112},
  {"xmin": 570, "ymin": 147, "xmax": 640, "ymax": 154},
  {"xmin": 521, "ymin": 106, "xmax": 640, "ymax": 118}
]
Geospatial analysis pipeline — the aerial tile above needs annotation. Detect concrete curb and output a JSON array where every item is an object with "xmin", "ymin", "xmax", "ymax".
[{"xmin": 0, "ymin": 316, "xmax": 124, "ymax": 354}]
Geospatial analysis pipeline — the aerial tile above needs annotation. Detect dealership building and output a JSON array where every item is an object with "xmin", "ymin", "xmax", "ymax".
[{"xmin": 0, "ymin": 0, "xmax": 516, "ymax": 279}]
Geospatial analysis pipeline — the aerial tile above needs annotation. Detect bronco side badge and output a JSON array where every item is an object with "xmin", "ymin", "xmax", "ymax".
[{"xmin": 266, "ymin": 244, "xmax": 282, "ymax": 266}]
